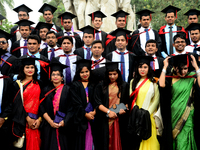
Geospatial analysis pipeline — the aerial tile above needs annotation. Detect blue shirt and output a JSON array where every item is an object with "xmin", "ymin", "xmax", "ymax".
[
  {"xmin": 161, "ymin": 24, "xmax": 177, "ymax": 58},
  {"xmin": 83, "ymin": 45, "xmax": 92, "ymax": 59}
]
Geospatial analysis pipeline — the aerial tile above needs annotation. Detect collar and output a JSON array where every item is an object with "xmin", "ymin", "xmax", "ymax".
[
  {"xmin": 48, "ymin": 45, "xmax": 58, "ymax": 49},
  {"xmin": 20, "ymin": 37, "xmax": 26, "ymax": 41},
  {"xmin": 64, "ymin": 52, "xmax": 74, "ymax": 55},
  {"xmin": 63, "ymin": 29, "xmax": 72, "ymax": 33},
  {"xmin": 91, "ymin": 56, "xmax": 103, "ymax": 61},
  {"xmin": 84, "ymin": 45, "xmax": 91, "ymax": 49},
  {"xmin": 191, "ymin": 41, "xmax": 200, "ymax": 45},
  {"xmin": 166, "ymin": 24, "xmax": 176, "ymax": 28},
  {"xmin": 28, "ymin": 51, "xmax": 40, "ymax": 58},
  {"xmin": 116, "ymin": 49, "xmax": 128, "ymax": 53},
  {"xmin": 174, "ymin": 50, "xmax": 186, "ymax": 55},
  {"xmin": 140, "ymin": 26, "xmax": 150, "ymax": 31}
]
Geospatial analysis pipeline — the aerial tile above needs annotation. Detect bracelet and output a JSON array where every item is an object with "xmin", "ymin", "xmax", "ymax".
[
  {"xmin": 197, "ymin": 72, "xmax": 200, "ymax": 77},
  {"xmin": 196, "ymin": 69, "xmax": 200, "ymax": 74},
  {"xmin": 162, "ymin": 69, "xmax": 166, "ymax": 74},
  {"xmin": 38, "ymin": 117, "xmax": 42, "ymax": 122}
]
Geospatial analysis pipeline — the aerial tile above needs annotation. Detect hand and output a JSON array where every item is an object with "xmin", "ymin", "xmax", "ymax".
[
  {"xmin": 125, "ymin": 104, "xmax": 129, "ymax": 110},
  {"xmin": 119, "ymin": 109, "xmax": 126, "ymax": 115},
  {"xmin": 26, "ymin": 116, "xmax": 35, "ymax": 129},
  {"xmin": 108, "ymin": 111, "xmax": 117, "ymax": 119},
  {"xmin": 59, "ymin": 120, "xmax": 64, "ymax": 127},
  {"xmin": 0, "ymin": 118, "xmax": 5, "ymax": 128},
  {"xmin": 32, "ymin": 119, "xmax": 41, "ymax": 129},
  {"xmin": 90, "ymin": 109, "xmax": 96, "ymax": 116},
  {"xmin": 163, "ymin": 57, "xmax": 170, "ymax": 68},
  {"xmin": 85, "ymin": 113, "xmax": 94, "ymax": 121},
  {"xmin": 190, "ymin": 55, "xmax": 199, "ymax": 70},
  {"xmin": 49, "ymin": 119, "xmax": 60, "ymax": 128}
]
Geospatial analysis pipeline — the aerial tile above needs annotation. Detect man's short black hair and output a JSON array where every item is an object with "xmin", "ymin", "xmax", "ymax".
[
  {"xmin": 61, "ymin": 36, "xmax": 73, "ymax": 45},
  {"xmin": 173, "ymin": 33, "xmax": 186, "ymax": 43},
  {"xmin": 46, "ymin": 30, "xmax": 56, "ymax": 37},
  {"xmin": 27, "ymin": 35, "xmax": 41, "ymax": 44},
  {"xmin": 145, "ymin": 39, "xmax": 158, "ymax": 48},
  {"xmin": 91, "ymin": 40, "xmax": 103, "ymax": 48}
]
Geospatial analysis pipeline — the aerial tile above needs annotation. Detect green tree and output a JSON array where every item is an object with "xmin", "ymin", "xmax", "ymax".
[
  {"xmin": 131, "ymin": 0, "xmax": 200, "ymax": 30},
  {"xmin": 0, "ymin": 19, "xmax": 15, "ymax": 33},
  {"xmin": 0, "ymin": 0, "xmax": 14, "ymax": 17}
]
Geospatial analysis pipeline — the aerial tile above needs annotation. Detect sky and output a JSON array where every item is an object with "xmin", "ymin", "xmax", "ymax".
[{"xmin": 5, "ymin": 0, "xmax": 44, "ymax": 26}]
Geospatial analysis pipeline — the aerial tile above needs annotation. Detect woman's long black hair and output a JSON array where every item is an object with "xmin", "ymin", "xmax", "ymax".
[
  {"xmin": 73, "ymin": 66, "xmax": 94, "ymax": 83},
  {"xmin": 103, "ymin": 68, "xmax": 123, "ymax": 98},
  {"xmin": 132, "ymin": 62, "xmax": 154, "ymax": 92},
  {"xmin": 17, "ymin": 64, "xmax": 38, "ymax": 83}
]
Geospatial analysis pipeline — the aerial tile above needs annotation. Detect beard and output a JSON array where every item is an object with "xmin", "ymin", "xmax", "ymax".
[{"xmin": 0, "ymin": 48, "xmax": 7, "ymax": 56}]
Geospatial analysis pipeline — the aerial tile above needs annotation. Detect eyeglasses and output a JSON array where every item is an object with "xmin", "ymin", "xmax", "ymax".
[
  {"xmin": 174, "ymin": 41, "xmax": 185, "ymax": 44},
  {"xmin": 18, "ymin": 14, "xmax": 28, "ymax": 17},
  {"xmin": 0, "ymin": 41, "xmax": 7, "ymax": 44},
  {"xmin": 46, "ymin": 36, "xmax": 56, "ymax": 39},
  {"xmin": 51, "ymin": 73, "xmax": 61, "ymax": 76}
]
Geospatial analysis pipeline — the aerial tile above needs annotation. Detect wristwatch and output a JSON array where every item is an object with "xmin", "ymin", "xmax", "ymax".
[{"xmin": 107, "ymin": 110, "xmax": 110, "ymax": 115}]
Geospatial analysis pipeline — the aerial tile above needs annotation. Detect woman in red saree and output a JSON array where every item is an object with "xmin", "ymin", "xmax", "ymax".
[{"xmin": 12, "ymin": 58, "xmax": 42, "ymax": 150}]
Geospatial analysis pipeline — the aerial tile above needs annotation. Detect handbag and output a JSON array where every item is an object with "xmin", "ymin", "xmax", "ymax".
[
  {"xmin": 106, "ymin": 103, "xmax": 127, "ymax": 117},
  {"xmin": 13, "ymin": 81, "xmax": 25, "ymax": 148}
]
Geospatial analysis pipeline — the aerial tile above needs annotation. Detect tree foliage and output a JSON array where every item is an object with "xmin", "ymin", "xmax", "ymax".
[
  {"xmin": 0, "ymin": 0, "xmax": 14, "ymax": 16},
  {"xmin": 0, "ymin": 19, "xmax": 15, "ymax": 33},
  {"xmin": 131, "ymin": 0, "xmax": 200, "ymax": 30}
]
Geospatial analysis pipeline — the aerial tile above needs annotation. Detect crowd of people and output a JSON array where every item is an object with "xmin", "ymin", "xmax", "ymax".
[{"xmin": 0, "ymin": 2, "xmax": 200, "ymax": 150}]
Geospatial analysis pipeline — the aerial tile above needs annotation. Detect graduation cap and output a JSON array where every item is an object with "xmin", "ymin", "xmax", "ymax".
[
  {"xmin": 73, "ymin": 59, "xmax": 92, "ymax": 70},
  {"xmin": 0, "ymin": 29, "xmax": 12, "ymax": 40},
  {"xmin": 169, "ymin": 54, "xmax": 198, "ymax": 72},
  {"xmin": 21, "ymin": 57, "xmax": 39, "ymax": 66},
  {"xmin": 13, "ymin": 4, "xmax": 32, "ymax": 13},
  {"xmin": 111, "ymin": 10, "xmax": 129, "ymax": 19},
  {"xmin": 161, "ymin": 5, "xmax": 181, "ymax": 18},
  {"xmin": 49, "ymin": 57, "xmax": 68, "ymax": 73},
  {"xmin": 185, "ymin": 23, "xmax": 200, "ymax": 31},
  {"xmin": 58, "ymin": 12, "xmax": 76, "ymax": 25},
  {"xmin": 102, "ymin": 61, "xmax": 121, "ymax": 70},
  {"xmin": 184, "ymin": 9, "xmax": 200, "ymax": 17},
  {"xmin": 134, "ymin": 56, "xmax": 154, "ymax": 66},
  {"xmin": 136, "ymin": 9, "xmax": 154, "ymax": 20},
  {"xmin": 110, "ymin": 28, "xmax": 132, "ymax": 40},
  {"xmin": 0, "ymin": 14, "xmax": 6, "ymax": 21},
  {"xmin": 79, "ymin": 25, "xmax": 99, "ymax": 35},
  {"xmin": 35, "ymin": 22, "xmax": 53, "ymax": 31},
  {"xmin": 14, "ymin": 19, "xmax": 34, "ymax": 27},
  {"xmin": 38, "ymin": 3, "xmax": 57, "ymax": 14},
  {"xmin": 88, "ymin": 11, "xmax": 107, "ymax": 21}
]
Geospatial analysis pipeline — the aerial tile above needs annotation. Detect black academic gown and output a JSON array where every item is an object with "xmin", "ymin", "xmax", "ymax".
[
  {"xmin": 11, "ymin": 40, "xmax": 21, "ymax": 58},
  {"xmin": 0, "ymin": 53, "xmax": 17, "ymax": 76},
  {"xmin": 153, "ymin": 56, "xmax": 164, "ymax": 78},
  {"xmin": 9, "ymin": 54, "xmax": 50, "ymax": 87},
  {"xmin": 52, "ymin": 25, "xmax": 62, "ymax": 33},
  {"xmin": 70, "ymin": 81, "xmax": 95, "ymax": 150},
  {"xmin": 56, "ymin": 31, "xmax": 82, "ymax": 48},
  {"xmin": 130, "ymin": 29, "xmax": 162, "ymax": 56},
  {"xmin": 158, "ymin": 26, "xmax": 187, "ymax": 56},
  {"xmin": 93, "ymin": 82, "xmax": 130, "ymax": 150},
  {"xmin": 74, "ymin": 47, "xmax": 85, "ymax": 59},
  {"xmin": 40, "ymin": 84, "xmax": 74, "ymax": 150},
  {"xmin": 0, "ymin": 77, "xmax": 14, "ymax": 150},
  {"xmin": 106, "ymin": 51, "xmax": 135, "ymax": 82},
  {"xmin": 99, "ymin": 30, "xmax": 108, "ymax": 57}
]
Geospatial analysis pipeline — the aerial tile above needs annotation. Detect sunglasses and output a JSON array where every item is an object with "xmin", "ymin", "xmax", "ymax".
[{"xmin": 0, "ymin": 41, "xmax": 7, "ymax": 44}]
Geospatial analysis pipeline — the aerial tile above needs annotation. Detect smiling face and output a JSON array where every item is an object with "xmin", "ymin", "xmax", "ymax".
[
  {"xmin": 138, "ymin": 63, "xmax": 149, "ymax": 79},
  {"xmin": 51, "ymin": 70, "xmax": 63, "ymax": 84},
  {"xmin": 190, "ymin": 29, "xmax": 200, "ymax": 43},
  {"xmin": 91, "ymin": 42, "xmax": 104, "ymax": 58},
  {"xmin": 19, "ymin": 26, "xmax": 31, "ymax": 39},
  {"xmin": 145, "ymin": 42, "xmax": 158, "ymax": 56},
  {"xmin": 24, "ymin": 65, "xmax": 35, "ymax": 77},
  {"xmin": 174, "ymin": 65, "xmax": 188, "ymax": 77},
  {"xmin": 27, "ymin": 39, "xmax": 40, "ymax": 54},
  {"xmin": 80, "ymin": 66, "xmax": 90, "ymax": 81},
  {"xmin": 165, "ymin": 12, "xmax": 176, "ymax": 26},
  {"xmin": 115, "ymin": 35, "xmax": 127, "ymax": 51},
  {"xmin": 173, "ymin": 37, "xmax": 186, "ymax": 52},
  {"xmin": 92, "ymin": 17, "xmax": 103, "ymax": 29},
  {"xmin": 115, "ymin": 17, "xmax": 126, "ymax": 28}
]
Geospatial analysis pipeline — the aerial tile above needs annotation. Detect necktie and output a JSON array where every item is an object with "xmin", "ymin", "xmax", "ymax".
[
  {"xmin": 169, "ymin": 26, "xmax": 173, "ymax": 55},
  {"xmin": 94, "ymin": 60, "xmax": 100, "ymax": 69},
  {"xmin": 145, "ymin": 29, "xmax": 149, "ymax": 41},
  {"xmin": 31, "ymin": 55, "xmax": 35, "ymax": 58},
  {"xmin": 120, "ymin": 52, "xmax": 125, "ymax": 81},
  {"xmin": 23, "ymin": 40, "xmax": 27, "ymax": 56},
  {"xmin": 65, "ymin": 32, "xmax": 71, "ymax": 36},
  {"xmin": 96, "ymin": 32, "xmax": 100, "ymax": 40},
  {"xmin": 50, "ymin": 48, "xmax": 55, "ymax": 61},
  {"xmin": 43, "ymin": 42, "xmax": 48, "ymax": 48},
  {"xmin": 194, "ymin": 44, "xmax": 198, "ymax": 54},
  {"xmin": 65, "ymin": 54, "xmax": 71, "ymax": 85},
  {"xmin": 86, "ymin": 48, "xmax": 91, "ymax": 60}
]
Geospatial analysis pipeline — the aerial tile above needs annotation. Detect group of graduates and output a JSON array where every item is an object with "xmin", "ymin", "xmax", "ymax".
[{"xmin": 0, "ymin": 2, "xmax": 200, "ymax": 150}]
